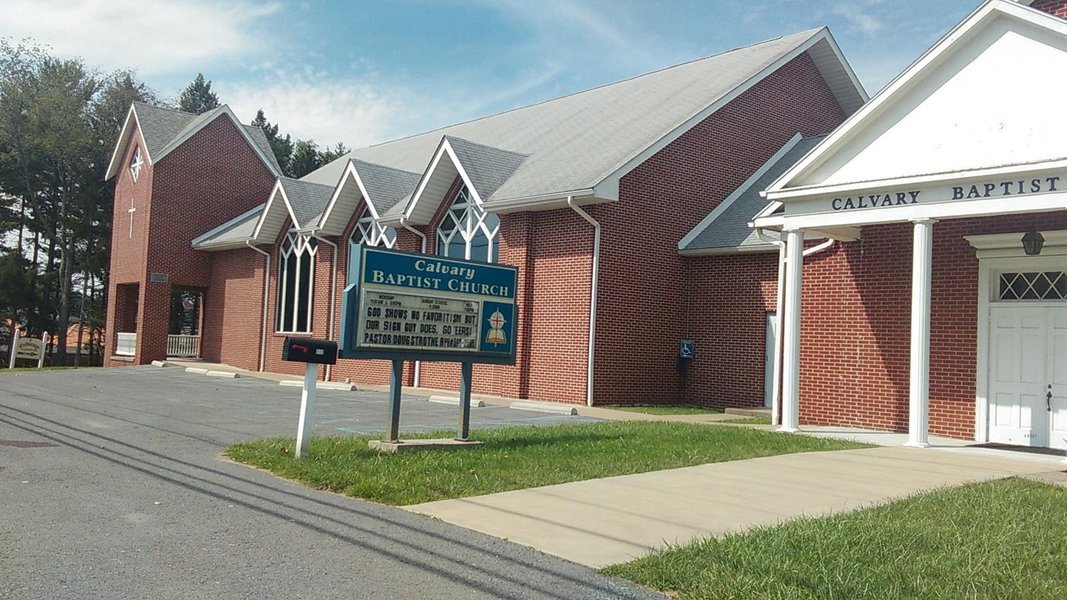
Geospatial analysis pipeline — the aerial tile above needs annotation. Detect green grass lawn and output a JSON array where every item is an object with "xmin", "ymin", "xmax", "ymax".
[
  {"xmin": 0, "ymin": 365, "xmax": 79, "ymax": 373},
  {"xmin": 725, "ymin": 416, "xmax": 772, "ymax": 425},
  {"xmin": 609, "ymin": 405, "xmax": 724, "ymax": 415},
  {"xmin": 226, "ymin": 422, "xmax": 866, "ymax": 505},
  {"xmin": 604, "ymin": 478, "xmax": 1067, "ymax": 599}
]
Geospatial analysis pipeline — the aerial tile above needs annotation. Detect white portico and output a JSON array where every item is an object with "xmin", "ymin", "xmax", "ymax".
[{"xmin": 756, "ymin": 0, "xmax": 1067, "ymax": 449}]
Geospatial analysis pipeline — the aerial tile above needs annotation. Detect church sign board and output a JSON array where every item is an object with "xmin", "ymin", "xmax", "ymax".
[{"xmin": 340, "ymin": 247, "xmax": 518, "ymax": 365}]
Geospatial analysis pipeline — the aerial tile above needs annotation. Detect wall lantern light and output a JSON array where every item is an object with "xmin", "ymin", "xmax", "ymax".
[{"xmin": 1021, "ymin": 230, "xmax": 1044, "ymax": 256}]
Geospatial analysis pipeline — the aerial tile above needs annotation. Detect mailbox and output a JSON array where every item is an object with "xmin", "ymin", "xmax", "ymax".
[{"xmin": 282, "ymin": 337, "xmax": 338, "ymax": 365}]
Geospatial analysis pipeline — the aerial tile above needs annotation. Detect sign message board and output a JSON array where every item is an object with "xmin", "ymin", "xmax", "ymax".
[
  {"xmin": 15, "ymin": 337, "xmax": 44, "ymax": 361},
  {"xmin": 340, "ymin": 247, "xmax": 518, "ymax": 364}
]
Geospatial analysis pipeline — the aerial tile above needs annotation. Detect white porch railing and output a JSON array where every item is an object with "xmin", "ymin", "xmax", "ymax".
[
  {"xmin": 167, "ymin": 334, "xmax": 200, "ymax": 358},
  {"xmin": 116, "ymin": 332, "xmax": 137, "ymax": 356}
]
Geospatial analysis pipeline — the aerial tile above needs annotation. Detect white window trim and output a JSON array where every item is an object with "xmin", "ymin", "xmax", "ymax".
[
  {"xmin": 436, "ymin": 186, "xmax": 500, "ymax": 262},
  {"xmin": 349, "ymin": 206, "xmax": 397, "ymax": 250},
  {"xmin": 129, "ymin": 146, "xmax": 143, "ymax": 183},
  {"xmin": 275, "ymin": 230, "xmax": 317, "ymax": 334}
]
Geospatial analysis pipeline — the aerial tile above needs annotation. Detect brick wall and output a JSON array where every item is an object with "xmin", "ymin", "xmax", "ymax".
[
  {"xmin": 1031, "ymin": 0, "xmax": 1067, "ymax": 19},
  {"xmin": 797, "ymin": 212, "xmax": 1067, "ymax": 440},
  {"xmin": 684, "ymin": 251, "xmax": 780, "ymax": 407},
  {"xmin": 594, "ymin": 51, "xmax": 847, "ymax": 406},
  {"xmin": 202, "ymin": 248, "xmax": 265, "ymax": 369}
]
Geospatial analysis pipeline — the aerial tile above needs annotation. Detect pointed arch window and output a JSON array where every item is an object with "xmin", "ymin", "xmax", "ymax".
[
  {"xmin": 436, "ymin": 186, "xmax": 499, "ymax": 263},
  {"xmin": 349, "ymin": 206, "xmax": 396, "ymax": 250},
  {"xmin": 276, "ymin": 230, "xmax": 317, "ymax": 333}
]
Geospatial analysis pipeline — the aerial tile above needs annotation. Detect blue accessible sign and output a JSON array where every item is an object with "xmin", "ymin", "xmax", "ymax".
[{"xmin": 340, "ymin": 247, "xmax": 518, "ymax": 364}]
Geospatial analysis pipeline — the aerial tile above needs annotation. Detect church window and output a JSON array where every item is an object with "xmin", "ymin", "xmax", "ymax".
[
  {"xmin": 349, "ymin": 207, "xmax": 396, "ymax": 250},
  {"xmin": 129, "ymin": 147, "xmax": 144, "ymax": 183},
  {"xmin": 276, "ymin": 230, "xmax": 317, "ymax": 333},
  {"xmin": 436, "ymin": 186, "xmax": 499, "ymax": 263}
]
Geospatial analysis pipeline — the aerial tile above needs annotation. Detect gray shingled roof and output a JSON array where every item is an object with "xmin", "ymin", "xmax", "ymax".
[
  {"xmin": 132, "ymin": 102, "xmax": 198, "ymax": 158},
  {"xmin": 299, "ymin": 28, "xmax": 855, "ymax": 213},
  {"xmin": 130, "ymin": 102, "xmax": 281, "ymax": 174},
  {"xmin": 349, "ymin": 159, "xmax": 421, "ymax": 216},
  {"xmin": 445, "ymin": 136, "xmax": 527, "ymax": 200},
  {"xmin": 279, "ymin": 177, "xmax": 334, "ymax": 229},
  {"xmin": 681, "ymin": 136, "xmax": 825, "ymax": 254}
]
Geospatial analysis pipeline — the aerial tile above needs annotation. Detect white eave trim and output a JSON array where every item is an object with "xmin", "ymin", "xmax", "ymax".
[
  {"xmin": 591, "ymin": 28, "xmax": 864, "ymax": 201},
  {"xmin": 252, "ymin": 179, "xmax": 301, "ymax": 241},
  {"xmin": 191, "ymin": 204, "xmax": 264, "ymax": 249},
  {"xmin": 678, "ymin": 243, "xmax": 779, "ymax": 257},
  {"xmin": 766, "ymin": 0, "xmax": 1060, "ymax": 197},
  {"xmin": 678, "ymin": 133, "xmax": 803, "ymax": 251},
  {"xmin": 401, "ymin": 137, "xmax": 483, "ymax": 225},
  {"xmin": 104, "ymin": 106, "xmax": 152, "ymax": 181},
  {"xmin": 316, "ymin": 160, "xmax": 375, "ymax": 234}
]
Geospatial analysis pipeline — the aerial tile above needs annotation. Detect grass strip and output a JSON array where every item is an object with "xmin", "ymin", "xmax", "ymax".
[
  {"xmin": 604, "ymin": 478, "xmax": 1067, "ymax": 600},
  {"xmin": 226, "ymin": 422, "xmax": 866, "ymax": 506},
  {"xmin": 609, "ymin": 405, "xmax": 724, "ymax": 415}
]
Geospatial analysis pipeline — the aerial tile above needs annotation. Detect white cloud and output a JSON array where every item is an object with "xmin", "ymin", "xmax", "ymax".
[
  {"xmin": 220, "ymin": 75, "xmax": 409, "ymax": 150},
  {"xmin": 0, "ymin": 0, "xmax": 280, "ymax": 76},
  {"xmin": 833, "ymin": 3, "xmax": 885, "ymax": 35}
]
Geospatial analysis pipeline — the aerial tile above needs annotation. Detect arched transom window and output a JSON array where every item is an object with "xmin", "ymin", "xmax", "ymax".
[
  {"xmin": 436, "ymin": 186, "xmax": 499, "ymax": 263},
  {"xmin": 276, "ymin": 230, "xmax": 317, "ymax": 333},
  {"xmin": 349, "ymin": 207, "xmax": 396, "ymax": 249}
]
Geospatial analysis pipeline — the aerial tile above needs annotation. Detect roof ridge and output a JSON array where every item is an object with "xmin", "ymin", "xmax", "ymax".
[
  {"xmin": 348, "ymin": 157, "xmax": 422, "ymax": 177},
  {"xmin": 349, "ymin": 28, "xmax": 824, "ymax": 154},
  {"xmin": 443, "ymin": 134, "xmax": 530, "ymax": 157}
]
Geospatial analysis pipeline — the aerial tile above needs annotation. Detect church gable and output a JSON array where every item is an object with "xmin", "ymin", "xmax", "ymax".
[{"xmin": 779, "ymin": 1, "xmax": 1067, "ymax": 191}]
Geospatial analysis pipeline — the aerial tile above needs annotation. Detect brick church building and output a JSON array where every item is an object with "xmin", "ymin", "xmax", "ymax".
[{"xmin": 105, "ymin": 0, "xmax": 1067, "ymax": 451}]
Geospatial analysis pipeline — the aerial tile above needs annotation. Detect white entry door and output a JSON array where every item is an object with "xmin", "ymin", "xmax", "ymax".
[{"xmin": 989, "ymin": 305, "xmax": 1067, "ymax": 449}]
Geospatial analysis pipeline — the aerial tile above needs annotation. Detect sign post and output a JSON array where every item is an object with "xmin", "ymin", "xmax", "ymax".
[
  {"xmin": 340, "ymin": 247, "xmax": 518, "ymax": 450},
  {"xmin": 7, "ymin": 328, "xmax": 18, "ymax": 369},
  {"xmin": 8, "ymin": 330, "xmax": 47, "ymax": 369},
  {"xmin": 281, "ymin": 337, "xmax": 338, "ymax": 459}
]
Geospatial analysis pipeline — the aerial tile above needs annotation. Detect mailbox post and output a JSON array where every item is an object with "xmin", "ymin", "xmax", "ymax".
[{"xmin": 282, "ymin": 337, "xmax": 338, "ymax": 459}]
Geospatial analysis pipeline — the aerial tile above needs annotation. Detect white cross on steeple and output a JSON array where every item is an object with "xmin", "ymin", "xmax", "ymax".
[{"xmin": 128, "ymin": 196, "xmax": 136, "ymax": 238}]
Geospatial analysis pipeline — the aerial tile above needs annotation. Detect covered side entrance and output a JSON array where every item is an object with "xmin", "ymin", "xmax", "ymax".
[{"xmin": 755, "ymin": 1, "xmax": 1067, "ymax": 451}]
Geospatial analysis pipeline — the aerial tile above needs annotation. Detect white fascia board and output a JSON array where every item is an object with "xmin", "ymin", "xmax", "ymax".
[
  {"xmin": 678, "ymin": 244, "xmax": 778, "ymax": 257},
  {"xmin": 766, "ymin": 0, "xmax": 1057, "ymax": 197},
  {"xmin": 153, "ymin": 106, "xmax": 281, "ymax": 178},
  {"xmin": 104, "ymin": 106, "xmax": 152, "ymax": 181},
  {"xmin": 317, "ymin": 161, "xmax": 373, "ymax": 234},
  {"xmin": 251, "ymin": 179, "xmax": 296, "ymax": 241},
  {"xmin": 402, "ymin": 138, "xmax": 481, "ymax": 225},
  {"xmin": 777, "ymin": 192, "xmax": 1066, "ymax": 230},
  {"xmin": 678, "ymin": 133, "xmax": 803, "ymax": 251},
  {"xmin": 483, "ymin": 189, "xmax": 601, "ymax": 214},
  {"xmin": 768, "ymin": 157, "xmax": 1067, "ymax": 202},
  {"xmin": 591, "ymin": 28, "xmax": 837, "ymax": 199}
]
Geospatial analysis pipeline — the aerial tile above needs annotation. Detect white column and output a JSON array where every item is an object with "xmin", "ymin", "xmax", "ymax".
[
  {"xmin": 906, "ymin": 219, "xmax": 936, "ymax": 448},
  {"xmin": 780, "ymin": 228, "xmax": 805, "ymax": 432},
  {"xmin": 296, "ymin": 362, "xmax": 319, "ymax": 459}
]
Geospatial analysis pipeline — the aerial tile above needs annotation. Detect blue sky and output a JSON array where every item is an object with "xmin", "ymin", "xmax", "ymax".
[{"xmin": 2, "ymin": 1, "xmax": 981, "ymax": 149}]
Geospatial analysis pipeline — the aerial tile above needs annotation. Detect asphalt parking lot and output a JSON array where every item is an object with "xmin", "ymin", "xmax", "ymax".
[{"xmin": 0, "ymin": 366, "xmax": 658, "ymax": 600}]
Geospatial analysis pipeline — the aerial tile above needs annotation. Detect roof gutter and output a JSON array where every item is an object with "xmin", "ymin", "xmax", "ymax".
[
  {"xmin": 567, "ymin": 196, "xmax": 600, "ymax": 407},
  {"xmin": 309, "ymin": 231, "xmax": 339, "ymax": 383},
  {"xmin": 245, "ymin": 241, "xmax": 271, "ymax": 373},
  {"xmin": 399, "ymin": 215, "xmax": 428, "ymax": 388}
]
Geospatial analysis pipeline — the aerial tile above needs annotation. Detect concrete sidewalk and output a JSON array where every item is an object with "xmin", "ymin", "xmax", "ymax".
[{"xmin": 405, "ymin": 446, "xmax": 1062, "ymax": 568}]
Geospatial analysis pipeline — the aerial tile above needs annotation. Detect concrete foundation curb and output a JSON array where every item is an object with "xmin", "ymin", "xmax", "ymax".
[
  {"xmin": 510, "ymin": 400, "xmax": 578, "ymax": 415},
  {"xmin": 151, "ymin": 360, "xmax": 169, "ymax": 367},
  {"xmin": 278, "ymin": 380, "xmax": 355, "ymax": 391},
  {"xmin": 206, "ymin": 370, "xmax": 239, "ymax": 378},
  {"xmin": 429, "ymin": 395, "xmax": 486, "ymax": 407},
  {"xmin": 369, "ymin": 438, "xmax": 483, "ymax": 453},
  {"xmin": 184, "ymin": 367, "xmax": 209, "ymax": 374}
]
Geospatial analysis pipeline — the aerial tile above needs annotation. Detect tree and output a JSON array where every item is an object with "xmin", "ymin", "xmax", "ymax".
[
  {"xmin": 252, "ymin": 109, "xmax": 293, "ymax": 175},
  {"xmin": 288, "ymin": 139, "xmax": 322, "ymax": 179},
  {"xmin": 319, "ymin": 141, "xmax": 350, "ymax": 165},
  {"xmin": 178, "ymin": 73, "xmax": 219, "ymax": 115}
]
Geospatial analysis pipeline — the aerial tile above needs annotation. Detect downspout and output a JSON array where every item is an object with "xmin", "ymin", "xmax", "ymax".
[
  {"xmin": 309, "ymin": 232, "xmax": 339, "ymax": 382},
  {"xmin": 567, "ymin": 197, "xmax": 600, "ymax": 407},
  {"xmin": 756, "ymin": 229, "xmax": 836, "ymax": 427},
  {"xmin": 399, "ymin": 216, "xmax": 427, "ymax": 388},
  {"xmin": 245, "ymin": 241, "xmax": 270, "ymax": 373}
]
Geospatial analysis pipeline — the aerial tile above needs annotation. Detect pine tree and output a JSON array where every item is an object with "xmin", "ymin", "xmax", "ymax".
[
  {"xmin": 252, "ymin": 109, "xmax": 294, "ymax": 176},
  {"xmin": 178, "ymin": 73, "xmax": 220, "ymax": 115}
]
